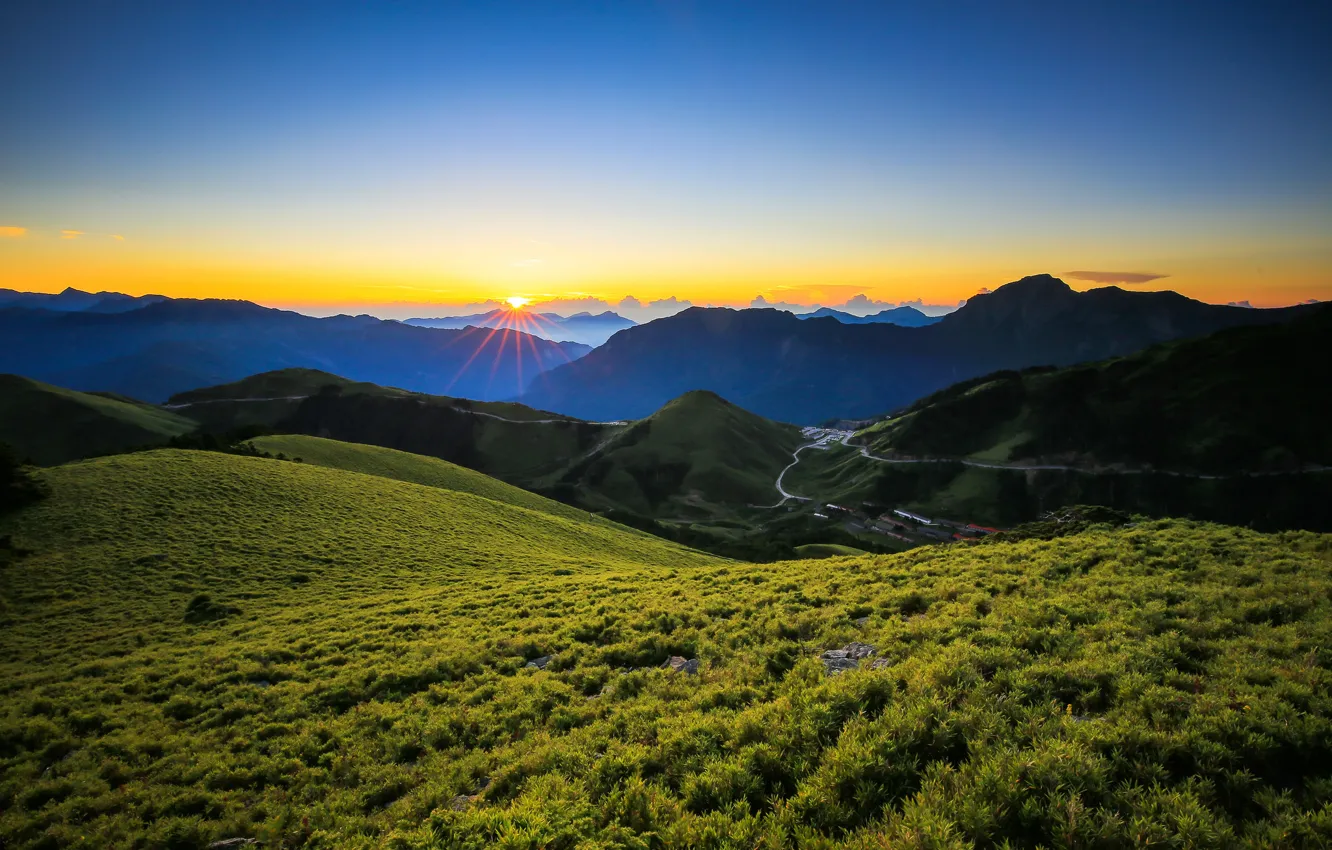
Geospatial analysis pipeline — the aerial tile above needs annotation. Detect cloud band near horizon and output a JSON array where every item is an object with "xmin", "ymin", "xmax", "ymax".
[{"xmin": 1065, "ymin": 270, "xmax": 1170, "ymax": 285}]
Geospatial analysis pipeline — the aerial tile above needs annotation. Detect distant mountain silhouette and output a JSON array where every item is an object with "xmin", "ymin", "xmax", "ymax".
[
  {"xmin": 799, "ymin": 305, "xmax": 940, "ymax": 326},
  {"xmin": 518, "ymin": 274, "xmax": 1315, "ymax": 423},
  {"xmin": 0, "ymin": 296, "xmax": 590, "ymax": 403},
  {"xmin": 405, "ymin": 309, "xmax": 635, "ymax": 346},
  {"xmin": 0, "ymin": 286, "xmax": 167, "ymax": 313}
]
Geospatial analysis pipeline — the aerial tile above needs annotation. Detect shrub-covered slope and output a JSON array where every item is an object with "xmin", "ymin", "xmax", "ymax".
[
  {"xmin": 0, "ymin": 373, "xmax": 197, "ymax": 465},
  {"xmin": 3, "ymin": 453, "xmax": 1332, "ymax": 848}
]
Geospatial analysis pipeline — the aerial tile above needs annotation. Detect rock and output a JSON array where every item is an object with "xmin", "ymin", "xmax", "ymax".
[
  {"xmin": 820, "ymin": 641, "xmax": 877, "ymax": 674},
  {"xmin": 870, "ymin": 657, "xmax": 891, "ymax": 670},
  {"xmin": 855, "ymin": 616, "xmax": 870, "ymax": 626},
  {"xmin": 525, "ymin": 655, "xmax": 553, "ymax": 670},
  {"xmin": 449, "ymin": 795, "xmax": 473, "ymax": 811},
  {"xmin": 208, "ymin": 840, "xmax": 258, "ymax": 849},
  {"xmin": 821, "ymin": 654, "xmax": 861, "ymax": 674},
  {"xmin": 662, "ymin": 656, "xmax": 700, "ymax": 675},
  {"xmin": 842, "ymin": 641, "xmax": 877, "ymax": 659}
]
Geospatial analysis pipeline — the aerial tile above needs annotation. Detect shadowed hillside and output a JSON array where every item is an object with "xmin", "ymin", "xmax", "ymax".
[
  {"xmin": 0, "ymin": 374, "xmax": 197, "ymax": 465},
  {"xmin": 860, "ymin": 304, "xmax": 1332, "ymax": 472}
]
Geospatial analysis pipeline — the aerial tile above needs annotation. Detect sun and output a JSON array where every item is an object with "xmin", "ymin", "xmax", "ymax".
[{"xmin": 505, "ymin": 296, "xmax": 529, "ymax": 310}]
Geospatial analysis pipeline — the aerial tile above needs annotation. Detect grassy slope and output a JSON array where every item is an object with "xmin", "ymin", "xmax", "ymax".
[
  {"xmin": 0, "ymin": 374, "xmax": 197, "ymax": 465},
  {"xmin": 859, "ymin": 306, "xmax": 1332, "ymax": 472},
  {"xmin": 246, "ymin": 434, "xmax": 599, "ymax": 525},
  {"xmin": 553, "ymin": 390, "xmax": 803, "ymax": 518},
  {"xmin": 3, "ymin": 459, "xmax": 1332, "ymax": 847}
]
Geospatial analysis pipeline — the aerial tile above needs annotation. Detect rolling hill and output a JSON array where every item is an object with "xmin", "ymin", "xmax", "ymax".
[
  {"xmin": 518, "ymin": 274, "xmax": 1315, "ymax": 423},
  {"xmin": 0, "ymin": 294, "xmax": 587, "ymax": 403},
  {"xmin": 0, "ymin": 373, "xmax": 197, "ymax": 464},
  {"xmin": 542, "ymin": 390, "xmax": 804, "ymax": 518},
  {"xmin": 3, "ymin": 450, "xmax": 1332, "ymax": 846}
]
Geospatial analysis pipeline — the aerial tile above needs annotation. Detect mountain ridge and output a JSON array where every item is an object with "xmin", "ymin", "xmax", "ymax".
[
  {"xmin": 518, "ymin": 274, "xmax": 1315, "ymax": 424},
  {"xmin": 0, "ymin": 295, "xmax": 589, "ymax": 403}
]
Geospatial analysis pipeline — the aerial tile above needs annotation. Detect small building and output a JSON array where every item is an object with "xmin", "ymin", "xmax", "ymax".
[{"xmin": 893, "ymin": 508, "xmax": 933, "ymax": 525}]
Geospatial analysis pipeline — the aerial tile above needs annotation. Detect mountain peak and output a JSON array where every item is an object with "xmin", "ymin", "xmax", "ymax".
[{"xmin": 1003, "ymin": 273, "xmax": 1073, "ymax": 294}]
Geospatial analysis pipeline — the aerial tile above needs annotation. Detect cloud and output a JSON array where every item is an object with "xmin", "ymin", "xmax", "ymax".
[
  {"xmin": 0, "ymin": 226, "xmax": 27, "ymax": 238},
  {"xmin": 60, "ymin": 230, "xmax": 84, "ymax": 239},
  {"xmin": 649, "ymin": 296, "xmax": 691, "ymax": 308},
  {"xmin": 1227, "ymin": 300, "xmax": 1254, "ymax": 308},
  {"xmin": 1302, "ymin": 298, "xmax": 1322, "ymax": 305},
  {"xmin": 618, "ymin": 296, "xmax": 643, "ymax": 310},
  {"xmin": 111, "ymin": 234, "xmax": 125, "ymax": 241},
  {"xmin": 976, "ymin": 287, "xmax": 992, "ymax": 295},
  {"xmin": 1065, "ymin": 270, "xmax": 1169, "ymax": 285}
]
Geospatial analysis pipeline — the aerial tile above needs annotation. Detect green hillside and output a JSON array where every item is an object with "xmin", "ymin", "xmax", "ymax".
[
  {"xmin": 246, "ymin": 434, "xmax": 598, "ymax": 524},
  {"xmin": 859, "ymin": 305, "xmax": 1332, "ymax": 472},
  {"xmin": 0, "ymin": 373, "xmax": 197, "ymax": 465},
  {"xmin": 546, "ymin": 390, "xmax": 804, "ymax": 519},
  {"xmin": 4, "ymin": 457, "xmax": 1332, "ymax": 847}
]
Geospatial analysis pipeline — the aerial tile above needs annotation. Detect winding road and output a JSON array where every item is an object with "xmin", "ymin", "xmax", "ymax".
[{"xmin": 766, "ymin": 428, "xmax": 1330, "ymax": 507}]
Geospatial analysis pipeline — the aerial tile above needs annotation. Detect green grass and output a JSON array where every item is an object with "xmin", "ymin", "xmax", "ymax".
[
  {"xmin": 246, "ymin": 435, "xmax": 603, "ymax": 525},
  {"xmin": 0, "ymin": 374, "xmax": 197, "ymax": 465},
  {"xmin": 4, "ymin": 450, "xmax": 1332, "ymax": 847}
]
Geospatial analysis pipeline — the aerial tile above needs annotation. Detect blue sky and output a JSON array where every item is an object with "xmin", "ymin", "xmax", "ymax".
[{"xmin": 2, "ymin": 1, "xmax": 1329, "ymax": 309}]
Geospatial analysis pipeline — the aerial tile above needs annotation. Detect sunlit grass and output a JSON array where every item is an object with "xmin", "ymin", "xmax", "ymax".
[{"xmin": 2, "ymin": 450, "xmax": 1332, "ymax": 848}]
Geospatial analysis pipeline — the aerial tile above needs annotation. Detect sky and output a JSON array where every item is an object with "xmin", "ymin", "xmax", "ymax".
[{"xmin": 2, "ymin": 1, "xmax": 1330, "ymax": 314}]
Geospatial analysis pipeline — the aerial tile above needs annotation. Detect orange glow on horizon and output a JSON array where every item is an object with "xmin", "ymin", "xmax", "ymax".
[{"xmin": 0, "ymin": 236, "xmax": 1328, "ymax": 311}]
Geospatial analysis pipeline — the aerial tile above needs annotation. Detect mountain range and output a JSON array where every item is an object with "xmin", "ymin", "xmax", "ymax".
[
  {"xmin": 519, "ymin": 274, "xmax": 1315, "ymax": 424},
  {"xmin": 0, "ymin": 296, "xmax": 589, "ymax": 403},
  {"xmin": 405, "ymin": 308, "xmax": 636, "ymax": 346}
]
